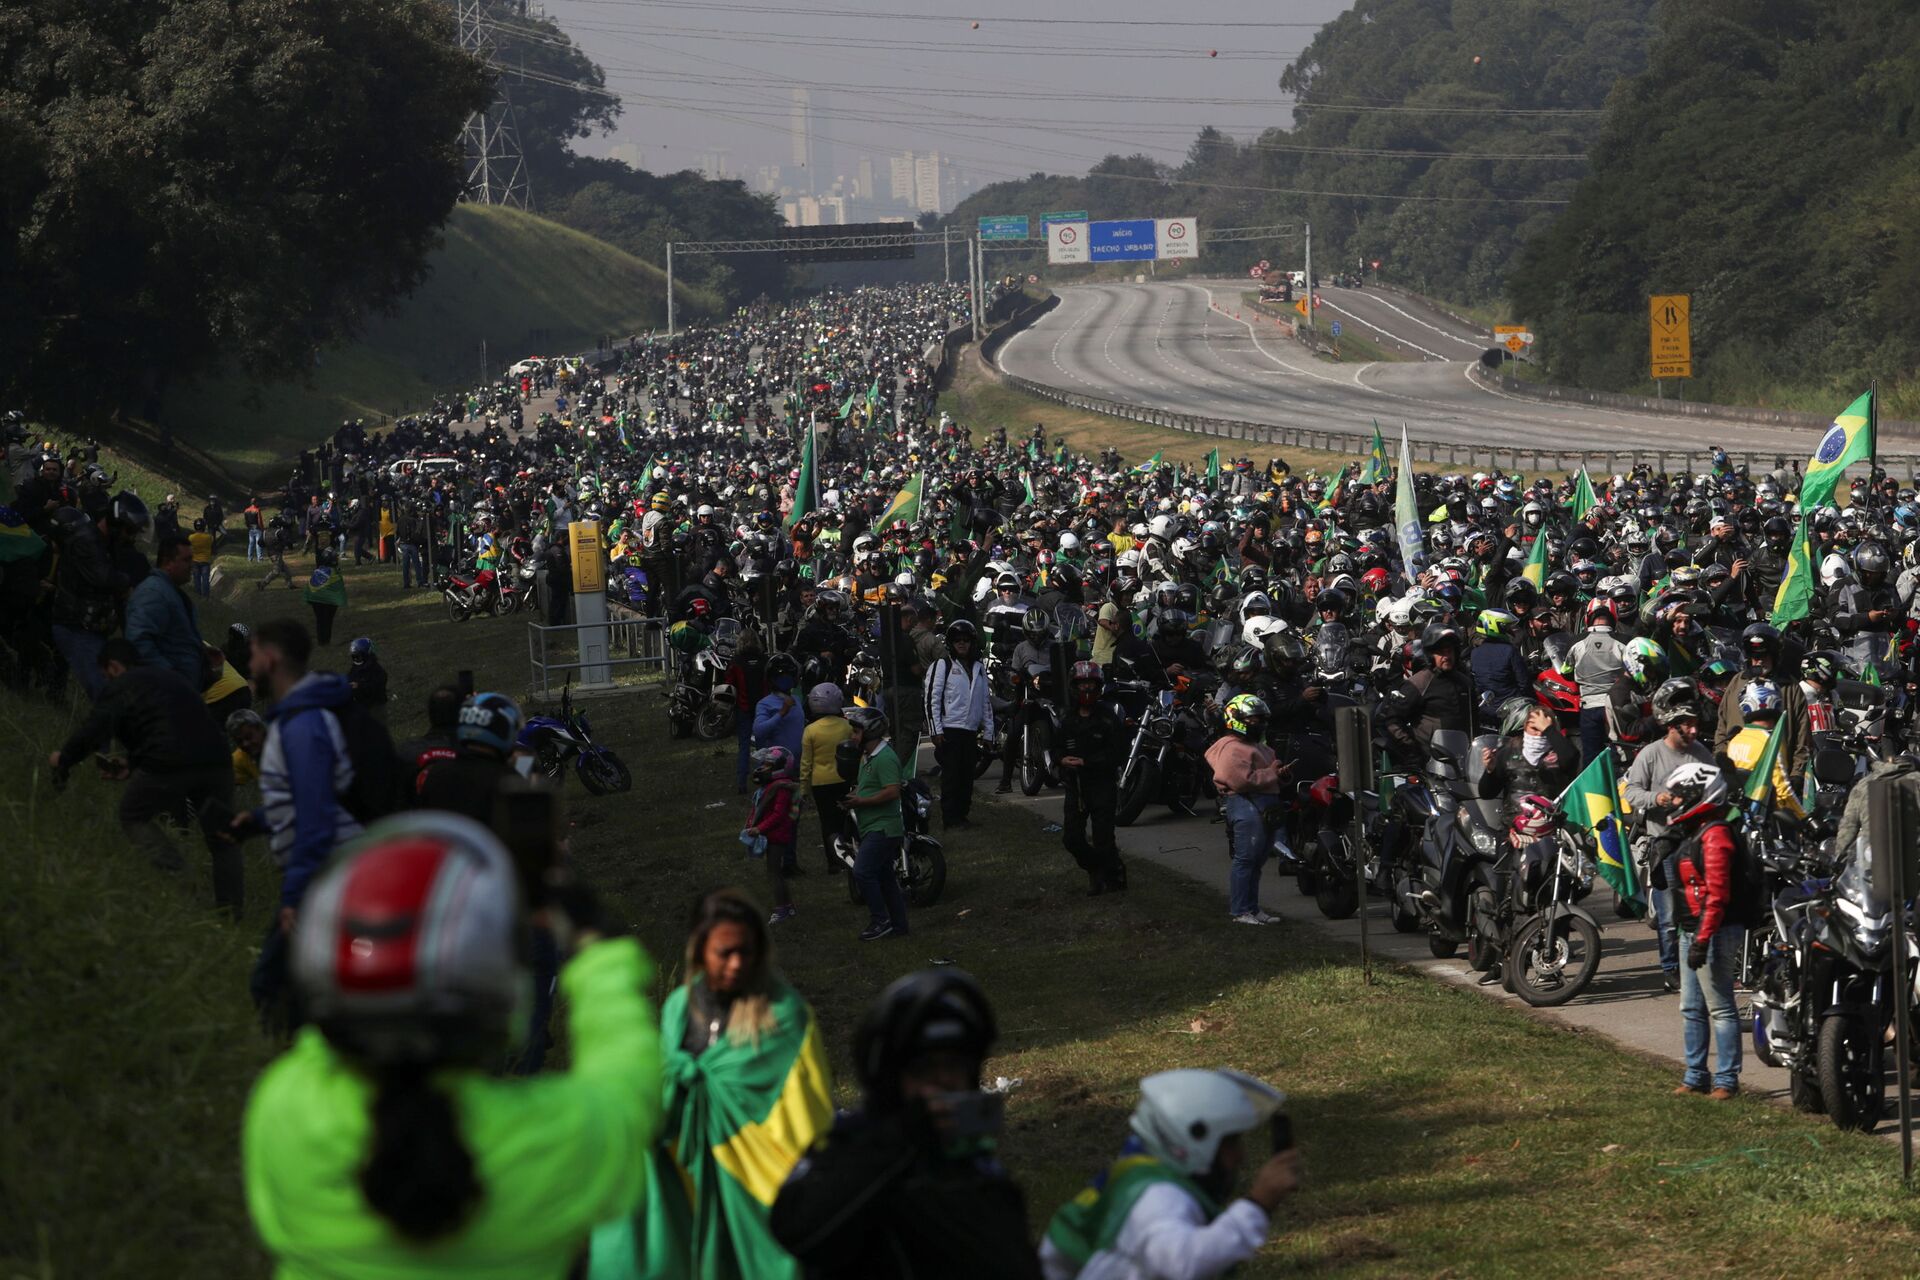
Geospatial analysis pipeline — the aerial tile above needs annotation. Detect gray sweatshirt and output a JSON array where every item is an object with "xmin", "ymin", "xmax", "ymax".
[{"xmin": 1623, "ymin": 736, "xmax": 1715, "ymax": 838}]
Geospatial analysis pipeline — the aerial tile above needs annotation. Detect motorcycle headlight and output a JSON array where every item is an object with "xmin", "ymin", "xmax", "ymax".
[
  {"xmin": 1470, "ymin": 826, "xmax": 1499, "ymax": 855},
  {"xmin": 1146, "ymin": 717, "xmax": 1174, "ymax": 740}
]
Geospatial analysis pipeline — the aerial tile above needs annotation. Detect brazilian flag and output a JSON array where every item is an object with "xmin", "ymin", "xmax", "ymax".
[
  {"xmin": 1569, "ymin": 468, "xmax": 1599, "ymax": 521},
  {"xmin": 1799, "ymin": 388, "xmax": 1874, "ymax": 510},
  {"xmin": 1359, "ymin": 421, "xmax": 1390, "ymax": 485},
  {"xmin": 1555, "ymin": 751, "xmax": 1635, "ymax": 906},
  {"xmin": 875, "ymin": 471, "xmax": 924, "ymax": 529},
  {"xmin": 1519, "ymin": 528, "xmax": 1551, "ymax": 590},
  {"xmin": 1769, "ymin": 507, "xmax": 1816, "ymax": 625},
  {"xmin": 589, "ymin": 981, "xmax": 834, "ymax": 1280}
]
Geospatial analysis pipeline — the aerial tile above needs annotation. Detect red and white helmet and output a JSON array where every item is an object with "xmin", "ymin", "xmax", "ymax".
[
  {"xmin": 294, "ymin": 812, "xmax": 524, "ymax": 1064},
  {"xmin": 1510, "ymin": 794, "xmax": 1558, "ymax": 841}
]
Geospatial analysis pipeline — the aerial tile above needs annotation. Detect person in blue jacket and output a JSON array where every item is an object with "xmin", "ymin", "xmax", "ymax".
[
  {"xmin": 1470, "ymin": 609, "xmax": 1532, "ymax": 717},
  {"xmin": 754, "ymin": 652, "xmax": 807, "ymax": 762},
  {"xmin": 124, "ymin": 532, "xmax": 211, "ymax": 688}
]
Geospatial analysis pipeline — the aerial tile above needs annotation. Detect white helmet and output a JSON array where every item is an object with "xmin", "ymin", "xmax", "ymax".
[
  {"xmin": 1374, "ymin": 595, "xmax": 1396, "ymax": 625},
  {"xmin": 1242, "ymin": 615, "xmax": 1288, "ymax": 649},
  {"xmin": 696, "ymin": 503, "xmax": 715, "ymax": 518},
  {"xmin": 1116, "ymin": 549, "xmax": 1142, "ymax": 574},
  {"xmin": 1819, "ymin": 551, "xmax": 1854, "ymax": 589},
  {"xmin": 1058, "ymin": 531, "xmax": 1081, "ymax": 553},
  {"xmin": 1388, "ymin": 597, "xmax": 1416, "ymax": 629},
  {"xmin": 1130, "ymin": 1068, "xmax": 1285, "ymax": 1176},
  {"xmin": 1170, "ymin": 536, "xmax": 1197, "ymax": 561},
  {"xmin": 1148, "ymin": 514, "xmax": 1177, "ymax": 541}
]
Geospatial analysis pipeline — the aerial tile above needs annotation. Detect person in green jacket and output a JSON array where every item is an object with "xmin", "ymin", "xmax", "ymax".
[
  {"xmin": 590, "ymin": 888, "xmax": 835, "ymax": 1280},
  {"xmin": 244, "ymin": 811, "xmax": 663, "ymax": 1280},
  {"xmin": 303, "ymin": 544, "xmax": 347, "ymax": 645}
]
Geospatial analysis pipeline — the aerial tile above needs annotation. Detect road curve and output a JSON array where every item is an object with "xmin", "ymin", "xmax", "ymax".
[{"xmin": 996, "ymin": 282, "xmax": 1820, "ymax": 458}]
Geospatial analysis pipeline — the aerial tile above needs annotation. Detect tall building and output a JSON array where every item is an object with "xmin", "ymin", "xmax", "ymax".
[
  {"xmin": 889, "ymin": 153, "xmax": 915, "ymax": 202},
  {"xmin": 856, "ymin": 156, "xmax": 876, "ymax": 201},
  {"xmin": 913, "ymin": 151, "xmax": 955, "ymax": 215},
  {"xmin": 787, "ymin": 89, "xmax": 832, "ymax": 193},
  {"xmin": 696, "ymin": 149, "xmax": 732, "ymax": 181}
]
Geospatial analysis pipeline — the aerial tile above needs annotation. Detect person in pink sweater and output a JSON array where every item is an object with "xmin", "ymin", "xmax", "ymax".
[
  {"xmin": 1203, "ymin": 694, "xmax": 1289, "ymax": 925},
  {"xmin": 747, "ymin": 746, "xmax": 802, "ymax": 924}
]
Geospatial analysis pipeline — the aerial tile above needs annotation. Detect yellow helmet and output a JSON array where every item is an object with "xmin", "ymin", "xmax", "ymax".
[{"xmin": 650, "ymin": 492, "xmax": 670, "ymax": 512}]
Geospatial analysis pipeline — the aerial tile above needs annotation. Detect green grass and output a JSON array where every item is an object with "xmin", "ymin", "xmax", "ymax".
[
  {"xmin": 154, "ymin": 205, "xmax": 722, "ymax": 484},
  {"xmin": 11, "ymin": 534, "xmax": 1920, "ymax": 1277}
]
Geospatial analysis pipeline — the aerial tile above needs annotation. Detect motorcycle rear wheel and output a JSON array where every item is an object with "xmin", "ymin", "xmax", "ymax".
[
  {"xmin": 1509, "ymin": 913, "xmax": 1601, "ymax": 1007},
  {"xmin": 1388, "ymin": 894, "xmax": 1422, "ymax": 934},
  {"xmin": 1314, "ymin": 867, "xmax": 1358, "ymax": 920},
  {"xmin": 1019, "ymin": 720, "xmax": 1049, "ymax": 796},
  {"xmin": 447, "ymin": 596, "xmax": 471, "ymax": 623},
  {"xmin": 1427, "ymin": 933, "xmax": 1458, "ymax": 960},
  {"xmin": 1817, "ymin": 1013, "xmax": 1884, "ymax": 1132},
  {"xmin": 904, "ymin": 838, "xmax": 946, "ymax": 908},
  {"xmin": 1115, "ymin": 758, "xmax": 1160, "ymax": 826}
]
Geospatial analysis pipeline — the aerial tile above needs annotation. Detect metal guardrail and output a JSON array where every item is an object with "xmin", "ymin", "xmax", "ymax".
[{"xmin": 526, "ymin": 614, "xmax": 670, "ymax": 701}]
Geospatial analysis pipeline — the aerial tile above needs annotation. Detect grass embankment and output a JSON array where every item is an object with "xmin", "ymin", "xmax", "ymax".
[
  {"xmin": 143, "ymin": 205, "xmax": 722, "ymax": 485},
  {"xmin": 1240, "ymin": 293, "xmax": 1406, "ymax": 369},
  {"xmin": 11, "ymin": 507, "xmax": 1920, "ymax": 1275}
]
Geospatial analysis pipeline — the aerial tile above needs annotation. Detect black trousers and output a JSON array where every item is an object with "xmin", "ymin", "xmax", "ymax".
[
  {"xmin": 937, "ymin": 728, "xmax": 977, "ymax": 823},
  {"xmin": 311, "ymin": 602, "xmax": 338, "ymax": 645},
  {"xmin": 1063, "ymin": 775, "xmax": 1122, "ymax": 878},
  {"xmin": 122, "ymin": 763, "xmax": 242, "ymax": 917}
]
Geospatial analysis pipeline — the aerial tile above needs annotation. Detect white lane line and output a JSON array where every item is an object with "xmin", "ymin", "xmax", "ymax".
[
  {"xmin": 1042, "ymin": 288, "xmax": 1100, "ymax": 389},
  {"xmin": 1101, "ymin": 285, "xmax": 1159, "ymax": 389},
  {"xmin": 1349, "ymin": 292, "xmax": 1487, "ymax": 350},
  {"xmin": 1313, "ymin": 297, "xmax": 1448, "ymax": 362},
  {"xmin": 1195, "ymin": 284, "xmax": 1370, "ymax": 391}
]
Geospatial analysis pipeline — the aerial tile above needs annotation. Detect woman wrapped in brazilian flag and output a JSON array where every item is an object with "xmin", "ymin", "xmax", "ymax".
[{"xmin": 590, "ymin": 888, "xmax": 834, "ymax": 1280}]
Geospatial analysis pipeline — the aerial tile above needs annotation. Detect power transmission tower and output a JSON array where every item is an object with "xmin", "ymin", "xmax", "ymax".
[{"xmin": 455, "ymin": 0, "xmax": 530, "ymax": 209}]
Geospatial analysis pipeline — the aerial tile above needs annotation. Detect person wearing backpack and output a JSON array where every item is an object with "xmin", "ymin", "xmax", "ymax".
[
  {"xmin": 232, "ymin": 617, "xmax": 398, "ymax": 1033},
  {"xmin": 1661, "ymin": 761, "xmax": 1746, "ymax": 1100}
]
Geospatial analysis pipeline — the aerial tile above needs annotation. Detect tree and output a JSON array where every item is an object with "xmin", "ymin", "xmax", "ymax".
[
  {"xmin": 0, "ymin": 0, "xmax": 491, "ymax": 430},
  {"xmin": 485, "ymin": 1, "xmax": 620, "ymax": 192}
]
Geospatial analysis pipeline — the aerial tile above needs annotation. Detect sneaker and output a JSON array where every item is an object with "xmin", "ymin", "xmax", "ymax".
[
  {"xmin": 1231, "ymin": 913, "xmax": 1270, "ymax": 926},
  {"xmin": 858, "ymin": 922, "xmax": 895, "ymax": 942},
  {"xmin": 1660, "ymin": 971, "xmax": 1679, "ymax": 994},
  {"xmin": 768, "ymin": 905, "xmax": 796, "ymax": 925},
  {"xmin": 993, "ymin": 780, "xmax": 1013, "ymax": 795},
  {"xmin": 1476, "ymin": 965, "xmax": 1504, "ymax": 987},
  {"xmin": 1251, "ymin": 909, "xmax": 1282, "ymax": 924}
]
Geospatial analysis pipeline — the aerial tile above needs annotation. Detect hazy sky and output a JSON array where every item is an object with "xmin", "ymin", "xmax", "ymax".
[{"xmin": 537, "ymin": 0, "xmax": 1352, "ymax": 185}]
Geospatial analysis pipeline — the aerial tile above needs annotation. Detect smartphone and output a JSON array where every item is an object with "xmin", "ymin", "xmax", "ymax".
[
  {"xmin": 1267, "ymin": 1111, "xmax": 1295, "ymax": 1153},
  {"xmin": 494, "ymin": 778, "xmax": 562, "ymax": 905},
  {"xmin": 934, "ymin": 1090, "xmax": 1006, "ymax": 1140}
]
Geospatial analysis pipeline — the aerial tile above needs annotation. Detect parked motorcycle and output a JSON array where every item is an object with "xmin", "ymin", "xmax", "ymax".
[
  {"xmin": 1388, "ymin": 730, "xmax": 1508, "ymax": 959},
  {"xmin": 436, "ymin": 567, "xmax": 505, "ymax": 621},
  {"xmin": 667, "ymin": 617, "xmax": 740, "ymax": 739},
  {"xmin": 1496, "ymin": 814, "xmax": 1603, "ymax": 1007},
  {"xmin": 518, "ymin": 681, "xmax": 632, "ymax": 795},
  {"xmin": 832, "ymin": 772, "xmax": 948, "ymax": 907}
]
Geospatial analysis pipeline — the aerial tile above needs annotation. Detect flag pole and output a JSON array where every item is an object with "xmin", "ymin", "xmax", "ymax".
[{"xmin": 1870, "ymin": 378, "xmax": 1880, "ymax": 505}]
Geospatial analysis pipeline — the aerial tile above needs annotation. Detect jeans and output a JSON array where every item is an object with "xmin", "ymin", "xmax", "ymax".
[
  {"xmin": 192, "ymin": 562, "xmax": 211, "ymax": 597},
  {"xmin": 765, "ymin": 839, "xmax": 794, "ymax": 910},
  {"xmin": 735, "ymin": 714, "xmax": 754, "ymax": 790},
  {"xmin": 1221, "ymin": 792, "xmax": 1277, "ymax": 918},
  {"xmin": 854, "ymin": 831, "xmax": 908, "ymax": 933},
  {"xmin": 936, "ymin": 728, "xmax": 977, "ymax": 823},
  {"xmin": 51, "ymin": 624, "xmax": 107, "ymax": 699},
  {"xmin": 398, "ymin": 542, "xmax": 424, "ymax": 588},
  {"xmin": 1679, "ymin": 924, "xmax": 1745, "ymax": 1092},
  {"xmin": 1650, "ymin": 853, "xmax": 1679, "ymax": 975},
  {"xmin": 311, "ymin": 602, "xmax": 338, "ymax": 645},
  {"xmin": 1577, "ymin": 705, "xmax": 1609, "ymax": 768},
  {"xmin": 250, "ymin": 918, "xmax": 305, "ymax": 1037},
  {"xmin": 247, "ymin": 527, "xmax": 263, "ymax": 561}
]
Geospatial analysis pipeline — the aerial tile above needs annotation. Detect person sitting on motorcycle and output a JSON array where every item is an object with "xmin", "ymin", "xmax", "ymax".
[
  {"xmin": 773, "ymin": 970, "xmax": 1042, "ymax": 1280},
  {"xmin": 1039, "ymin": 1068, "xmax": 1300, "ymax": 1280},
  {"xmin": 1796, "ymin": 651, "xmax": 1841, "ymax": 733},
  {"xmin": 1469, "ymin": 609, "xmax": 1530, "ymax": 717},
  {"xmin": 1204, "ymin": 694, "xmax": 1288, "ymax": 926},
  {"xmin": 1835, "ymin": 541, "xmax": 1900, "ymax": 679},
  {"xmin": 1477, "ymin": 696, "xmax": 1577, "ymax": 818},
  {"xmin": 996, "ymin": 608, "xmax": 1057, "ymax": 795},
  {"xmin": 1721, "ymin": 679, "xmax": 1806, "ymax": 817},
  {"xmin": 1662, "ymin": 761, "xmax": 1745, "ymax": 1099},
  {"xmin": 1380, "ymin": 621, "xmax": 1476, "ymax": 773},
  {"xmin": 1606, "ymin": 636, "xmax": 1668, "ymax": 753},
  {"xmin": 1714, "ymin": 623, "xmax": 1810, "ymax": 776},
  {"xmin": 1058, "ymin": 660, "xmax": 1128, "ymax": 895},
  {"xmin": 798, "ymin": 588, "xmax": 858, "ymax": 688}
]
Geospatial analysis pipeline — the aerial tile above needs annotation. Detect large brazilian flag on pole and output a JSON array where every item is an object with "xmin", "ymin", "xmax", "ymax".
[
  {"xmin": 1556, "ymin": 751, "xmax": 1636, "ymax": 906},
  {"xmin": 1798, "ymin": 389, "xmax": 1874, "ymax": 510}
]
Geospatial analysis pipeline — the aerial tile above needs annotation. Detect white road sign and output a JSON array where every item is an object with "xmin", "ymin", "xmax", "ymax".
[
  {"xmin": 1155, "ymin": 217, "xmax": 1198, "ymax": 260},
  {"xmin": 1047, "ymin": 220, "xmax": 1089, "ymax": 265}
]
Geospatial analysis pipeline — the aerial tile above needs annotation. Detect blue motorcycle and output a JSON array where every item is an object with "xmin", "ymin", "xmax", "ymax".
[{"xmin": 517, "ymin": 681, "xmax": 632, "ymax": 795}]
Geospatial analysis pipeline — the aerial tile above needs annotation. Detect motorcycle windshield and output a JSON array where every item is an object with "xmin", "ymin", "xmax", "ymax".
[
  {"xmin": 1314, "ymin": 624, "xmax": 1350, "ymax": 678},
  {"xmin": 1834, "ymin": 850, "xmax": 1893, "ymax": 955}
]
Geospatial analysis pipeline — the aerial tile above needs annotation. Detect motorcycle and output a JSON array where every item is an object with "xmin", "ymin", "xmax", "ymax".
[
  {"xmin": 436, "ymin": 567, "xmax": 507, "ymax": 621},
  {"xmin": 1466, "ymin": 805, "xmax": 1604, "ymax": 1006},
  {"xmin": 518, "ymin": 680, "xmax": 632, "ymax": 795},
  {"xmin": 1114, "ymin": 673, "xmax": 1212, "ymax": 825},
  {"xmin": 1018, "ymin": 660, "xmax": 1065, "ymax": 797},
  {"xmin": 1389, "ymin": 730, "xmax": 1509, "ymax": 959},
  {"xmin": 832, "ymin": 772, "xmax": 948, "ymax": 908},
  {"xmin": 667, "ymin": 617, "xmax": 740, "ymax": 740}
]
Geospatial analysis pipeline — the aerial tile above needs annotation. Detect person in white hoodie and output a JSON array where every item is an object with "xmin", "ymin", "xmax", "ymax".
[
  {"xmin": 1040, "ymin": 1068, "xmax": 1301, "ymax": 1280},
  {"xmin": 923, "ymin": 618, "xmax": 993, "ymax": 828}
]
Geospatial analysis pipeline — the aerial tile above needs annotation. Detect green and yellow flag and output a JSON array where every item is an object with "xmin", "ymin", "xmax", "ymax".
[
  {"xmin": 1769, "ymin": 508, "xmax": 1816, "ymax": 625},
  {"xmin": 1205, "ymin": 448, "xmax": 1221, "ymax": 486},
  {"xmin": 1556, "ymin": 751, "xmax": 1635, "ymax": 906},
  {"xmin": 1132, "ymin": 450, "xmax": 1163, "ymax": 475},
  {"xmin": 1570, "ymin": 468, "xmax": 1599, "ymax": 521},
  {"xmin": 875, "ymin": 471, "xmax": 923, "ymax": 529},
  {"xmin": 784, "ymin": 430, "xmax": 816, "ymax": 531},
  {"xmin": 1359, "ymin": 421, "xmax": 1390, "ymax": 485},
  {"xmin": 1799, "ymin": 388, "xmax": 1874, "ymax": 510},
  {"xmin": 837, "ymin": 390, "xmax": 859, "ymax": 420},
  {"xmin": 1520, "ymin": 528, "xmax": 1551, "ymax": 590},
  {"xmin": 1021, "ymin": 469, "xmax": 1037, "ymax": 506}
]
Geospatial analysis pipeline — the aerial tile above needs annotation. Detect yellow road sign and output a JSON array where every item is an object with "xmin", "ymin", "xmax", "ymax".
[
  {"xmin": 1293, "ymin": 296, "xmax": 1309, "ymax": 318},
  {"xmin": 1650, "ymin": 294, "xmax": 1691, "ymax": 379},
  {"xmin": 570, "ymin": 520, "xmax": 605, "ymax": 593},
  {"xmin": 1505, "ymin": 335, "xmax": 1527, "ymax": 354}
]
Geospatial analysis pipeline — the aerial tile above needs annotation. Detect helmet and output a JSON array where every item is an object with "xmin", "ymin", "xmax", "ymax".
[
  {"xmin": 1071, "ymin": 659, "xmax": 1103, "ymax": 705},
  {"xmin": 1740, "ymin": 622, "xmax": 1781, "ymax": 668},
  {"xmin": 1148, "ymin": 515, "xmax": 1177, "ymax": 541},
  {"xmin": 1498, "ymin": 696, "xmax": 1537, "ymax": 737},
  {"xmin": 1622, "ymin": 637, "xmax": 1668, "ymax": 689},
  {"xmin": 993, "ymin": 570, "xmax": 1021, "ymax": 595},
  {"xmin": 766, "ymin": 652, "xmax": 801, "ymax": 684},
  {"xmin": 1583, "ymin": 598, "xmax": 1616, "ymax": 629},
  {"xmin": 1511, "ymin": 795, "xmax": 1558, "ymax": 841},
  {"xmin": 1855, "ymin": 541, "xmax": 1891, "ymax": 581},
  {"xmin": 456, "ymin": 692, "xmax": 523, "ymax": 755},
  {"xmin": 348, "ymin": 637, "xmax": 376, "ymax": 663},
  {"xmin": 1223, "ymin": 693, "xmax": 1269, "ymax": 736},
  {"xmin": 846, "ymin": 705, "xmax": 889, "ymax": 740},
  {"xmin": 1739, "ymin": 678, "xmax": 1782, "ymax": 722},
  {"xmin": 225, "ymin": 708, "xmax": 266, "ymax": 740},
  {"xmin": 293, "ymin": 812, "xmax": 522, "ymax": 1065},
  {"xmin": 1474, "ymin": 609, "xmax": 1517, "ymax": 642},
  {"xmin": 1130, "ymin": 1068, "xmax": 1285, "ymax": 1177},
  {"xmin": 853, "ymin": 969, "xmax": 996, "ymax": 1112},
  {"xmin": 945, "ymin": 619, "xmax": 979, "ymax": 649},
  {"xmin": 1800, "ymin": 651, "xmax": 1840, "ymax": 688},
  {"xmin": 1265, "ymin": 631, "xmax": 1307, "ymax": 676},
  {"xmin": 749, "ymin": 745, "xmax": 795, "ymax": 781},
  {"xmin": 1651, "ymin": 677, "xmax": 1701, "ymax": 725},
  {"xmin": 1664, "ymin": 761, "xmax": 1729, "ymax": 825},
  {"xmin": 1021, "ymin": 608, "xmax": 1052, "ymax": 640},
  {"xmin": 1239, "ymin": 591, "xmax": 1273, "ymax": 619},
  {"xmin": 109, "ymin": 490, "xmax": 150, "ymax": 533},
  {"xmin": 1242, "ymin": 615, "xmax": 1287, "ymax": 650},
  {"xmin": 1420, "ymin": 621, "xmax": 1464, "ymax": 654},
  {"xmin": 650, "ymin": 492, "xmax": 670, "ymax": 512},
  {"xmin": 806, "ymin": 682, "xmax": 845, "ymax": 716},
  {"xmin": 1361, "ymin": 566, "xmax": 1389, "ymax": 595}
]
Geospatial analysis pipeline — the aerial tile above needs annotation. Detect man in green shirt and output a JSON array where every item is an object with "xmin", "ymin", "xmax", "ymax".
[{"xmin": 841, "ymin": 706, "xmax": 909, "ymax": 941}]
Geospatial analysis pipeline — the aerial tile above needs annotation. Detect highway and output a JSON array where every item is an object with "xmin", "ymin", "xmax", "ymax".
[{"xmin": 995, "ymin": 281, "xmax": 1820, "ymax": 457}]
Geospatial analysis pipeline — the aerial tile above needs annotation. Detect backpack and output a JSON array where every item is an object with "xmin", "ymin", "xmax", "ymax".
[
  {"xmin": 1681, "ymin": 820, "xmax": 1768, "ymax": 931},
  {"xmin": 332, "ymin": 698, "xmax": 403, "ymax": 823}
]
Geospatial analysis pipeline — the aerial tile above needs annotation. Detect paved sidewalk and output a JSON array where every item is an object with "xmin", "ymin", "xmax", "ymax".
[{"xmin": 974, "ymin": 765, "xmax": 1810, "ymax": 1112}]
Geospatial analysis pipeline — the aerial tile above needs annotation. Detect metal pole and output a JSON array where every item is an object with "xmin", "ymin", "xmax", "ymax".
[
  {"xmin": 969, "ymin": 237, "xmax": 982, "ymax": 341},
  {"xmin": 1303, "ymin": 221, "xmax": 1314, "ymax": 332},
  {"xmin": 944, "ymin": 226, "xmax": 951, "ymax": 284},
  {"xmin": 665, "ymin": 242, "xmax": 676, "ymax": 338},
  {"xmin": 1871, "ymin": 775, "xmax": 1915, "ymax": 1185}
]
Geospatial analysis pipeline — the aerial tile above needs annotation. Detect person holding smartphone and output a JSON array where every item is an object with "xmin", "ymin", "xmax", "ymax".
[
  {"xmin": 771, "ymin": 969, "xmax": 1043, "ymax": 1280},
  {"xmin": 1040, "ymin": 1068, "xmax": 1301, "ymax": 1280}
]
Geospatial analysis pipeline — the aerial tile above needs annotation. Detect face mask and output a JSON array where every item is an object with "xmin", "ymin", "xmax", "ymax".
[
  {"xmin": 1522, "ymin": 733, "xmax": 1550, "ymax": 766},
  {"xmin": 773, "ymin": 675, "xmax": 795, "ymax": 692}
]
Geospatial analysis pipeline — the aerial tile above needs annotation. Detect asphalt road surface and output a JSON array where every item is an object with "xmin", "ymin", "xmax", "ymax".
[{"xmin": 996, "ymin": 281, "xmax": 1822, "ymax": 458}]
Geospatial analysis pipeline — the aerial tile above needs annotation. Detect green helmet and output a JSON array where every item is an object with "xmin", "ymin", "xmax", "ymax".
[
  {"xmin": 1474, "ymin": 608, "xmax": 1517, "ymax": 642},
  {"xmin": 1622, "ymin": 636, "xmax": 1669, "ymax": 690},
  {"xmin": 1223, "ymin": 693, "xmax": 1270, "ymax": 737}
]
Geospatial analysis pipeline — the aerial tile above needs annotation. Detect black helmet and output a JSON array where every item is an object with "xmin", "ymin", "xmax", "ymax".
[
  {"xmin": 1265, "ymin": 631, "xmax": 1307, "ymax": 676},
  {"xmin": 766, "ymin": 652, "xmax": 800, "ymax": 682},
  {"xmin": 1854, "ymin": 541, "xmax": 1890, "ymax": 581},
  {"xmin": 1020, "ymin": 607, "xmax": 1052, "ymax": 640},
  {"xmin": 853, "ymin": 968, "xmax": 997, "ymax": 1113},
  {"xmin": 1421, "ymin": 620, "xmax": 1464, "ymax": 653},
  {"xmin": 1652, "ymin": 677, "xmax": 1701, "ymax": 725},
  {"xmin": 1502, "ymin": 578, "xmax": 1539, "ymax": 610},
  {"xmin": 109, "ymin": 490, "xmax": 150, "ymax": 533},
  {"xmin": 1740, "ymin": 622, "xmax": 1781, "ymax": 666},
  {"xmin": 945, "ymin": 619, "xmax": 979, "ymax": 648},
  {"xmin": 845, "ymin": 705, "xmax": 889, "ymax": 740}
]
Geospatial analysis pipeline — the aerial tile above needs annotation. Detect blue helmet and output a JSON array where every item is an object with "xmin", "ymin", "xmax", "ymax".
[
  {"xmin": 457, "ymin": 691, "xmax": 523, "ymax": 754},
  {"xmin": 348, "ymin": 636, "xmax": 375, "ymax": 663}
]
